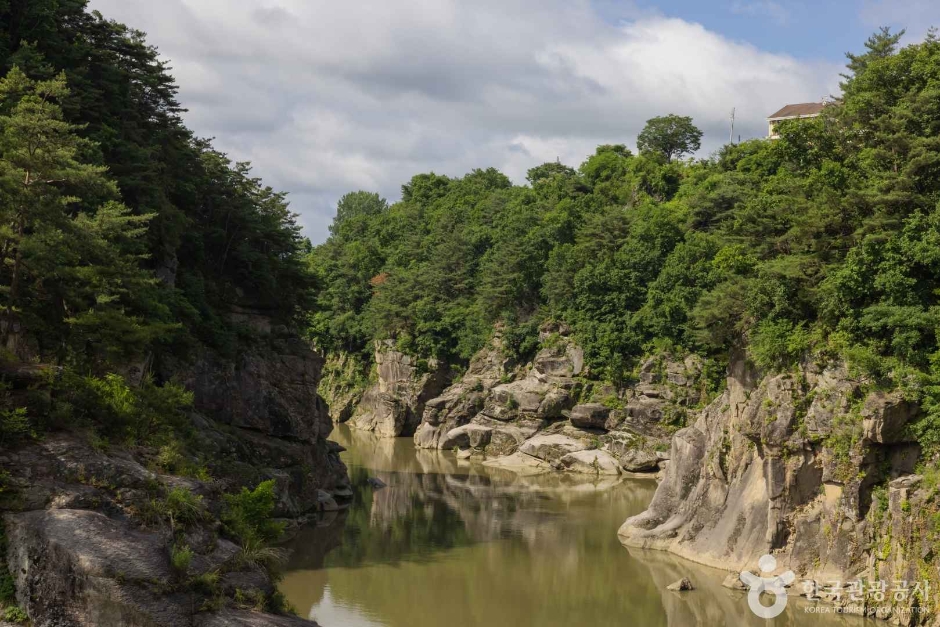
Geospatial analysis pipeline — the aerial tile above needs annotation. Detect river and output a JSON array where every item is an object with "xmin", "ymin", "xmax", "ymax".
[{"xmin": 279, "ymin": 424, "xmax": 872, "ymax": 626}]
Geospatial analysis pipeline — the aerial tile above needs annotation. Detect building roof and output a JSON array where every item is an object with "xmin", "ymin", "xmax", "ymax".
[{"xmin": 767, "ymin": 102, "xmax": 825, "ymax": 120}]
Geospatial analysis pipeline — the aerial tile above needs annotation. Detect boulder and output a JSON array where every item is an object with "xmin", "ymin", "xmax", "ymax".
[
  {"xmin": 666, "ymin": 578, "xmax": 694, "ymax": 592},
  {"xmin": 536, "ymin": 389, "xmax": 573, "ymax": 420},
  {"xmin": 486, "ymin": 427, "xmax": 526, "ymax": 457},
  {"xmin": 518, "ymin": 434, "xmax": 590, "ymax": 463},
  {"xmin": 721, "ymin": 573, "xmax": 747, "ymax": 590},
  {"xmin": 439, "ymin": 424, "xmax": 493, "ymax": 450},
  {"xmin": 413, "ymin": 422, "xmax": 447, "ymax": 449},
  {"xmin": 532, "ymin": 343, "xmax": 583, "ymax": 377},
  {"xmin": 569, "ymin": 404, "xmax": 610, "ymax": 430},
  {"xmin": 624, "ymin": 397, "xmax": 665, "ymax": 424},
  {"xmin": 607, "ymin": 439, "xmax": 660, "ymax": 472},
  {"xmin": 559, "ymin": 449, "xmax": 622, "ymax": 475},
  {"xmin": 316, "ymin": 489, "xmax": 340, "ymax": 512}
]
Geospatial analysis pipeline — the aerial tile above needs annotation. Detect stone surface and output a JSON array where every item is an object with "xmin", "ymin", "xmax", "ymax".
[
  {"xmin": 721, "ymin": 573, "xmax": 746, "ymax": 591},
  {"xmin": 559, "ymin": 449, "xmax": 622, "ymax": 475},
  {"xmin": 569, "ymin": 404, "xmax": 610, "ymax": 430},
  {"xmin": 518, "ymin": 434, "xmax": 590, "ymax": 463},
  {"xmin": 606, "ymin": 438, "xmax": 660, "ymax": 472},
  {"xmin": 618, "ymin": 351, "xmax": 927, "ymax": 620},
  {"xmin": 351, "ymin": 341, "xmax": 451, "ymax": 437},
  {"xmin": 666, "ymin": 578, "xmax": 694, "ymax": 592},
  {"xmin": 861, "ymin": 390, "xmax": 918, "ymax": 444}
]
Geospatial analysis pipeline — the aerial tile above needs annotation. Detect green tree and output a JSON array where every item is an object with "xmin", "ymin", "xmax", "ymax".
[
  {"xmin": 0, "ymin": 67, "xmax": 159, "ymax": 362},
  {"xmin": 636, "ymin": 114, "xmax": 703, "ymax": 162}
]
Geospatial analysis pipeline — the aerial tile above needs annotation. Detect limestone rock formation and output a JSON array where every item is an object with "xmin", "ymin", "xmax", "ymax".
[
  {"xmin": 350, "ymin": 341, "xmax": 452, "ymax": 437},
  {"xmin": 618, "ymin": 352, "xmax": 930, "ymax": 622},
  {"xmin": 412, "ymin": 324, "xmax": 705, "ymax": 479}
]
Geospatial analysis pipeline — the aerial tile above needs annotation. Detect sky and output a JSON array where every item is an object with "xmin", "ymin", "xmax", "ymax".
[{"xmin": 85, "ymin": 0, "xmax": 940, "ymax": 244}]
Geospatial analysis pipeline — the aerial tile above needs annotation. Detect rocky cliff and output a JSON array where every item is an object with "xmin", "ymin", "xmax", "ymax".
[
  {"xmin": 412, "ymin": 324, "xmax": 707, "ymax": 478},
  {"xmin": 0, "ymin": 321, "xmax": 350, "ymax": 626},
  {"xmin": 619, "ymin": 352, "xmax": 936, "ymax": 622},
  {"xmin": 348, "ymin": 340, "xmax": 452, "ymax": 437}
]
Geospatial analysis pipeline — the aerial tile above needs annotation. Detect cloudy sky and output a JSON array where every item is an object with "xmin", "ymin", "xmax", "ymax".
[{"xmin": 86, "ymin": 0, "xmax": 939, "ymax": 244}]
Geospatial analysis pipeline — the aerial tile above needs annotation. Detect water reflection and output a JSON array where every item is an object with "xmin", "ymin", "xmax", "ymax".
[{"xmin": 280, "ymin": 425, "xmax": 871, "ymax": 627}]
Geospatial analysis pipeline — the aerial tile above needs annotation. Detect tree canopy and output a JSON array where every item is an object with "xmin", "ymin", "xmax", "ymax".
[{"xmin": 636, "ymin": 114, "xmax": 703, "ymax": 163}]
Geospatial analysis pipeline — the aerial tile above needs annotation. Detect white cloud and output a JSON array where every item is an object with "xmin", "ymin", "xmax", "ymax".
[{"xmin": 88, "ymin": 0, "xmax": 838, "ymax": 243}]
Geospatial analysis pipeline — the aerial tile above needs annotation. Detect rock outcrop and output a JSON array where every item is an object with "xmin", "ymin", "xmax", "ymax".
[
  {"xmin": 349, "ymin": 341, "xmax": 452, "ymax": 437},
  {"xmin": 0, "ymin": 432, "xmax": 325, "ymax": 627},
  {"xmin": 0, "ymin": 317, "xmax": 348, "ymax": 626},
  {"xmin": 413, "ymin": 324, "xmax": 706, "ymax": 479},
  {"xmin": 618, "ymin": 352, "xmax": 933, "ymax": 621},
  {"xmin": 164, "ymin": 333, "xmax": 350, "ymax": 517}
]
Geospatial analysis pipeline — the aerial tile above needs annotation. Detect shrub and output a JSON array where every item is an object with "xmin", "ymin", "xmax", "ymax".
[
  {"xmin": 233, "ymin": 535, "xmax": 287, "ymax": 570},
  {"xmin": 170, "ymin": 543, "xmax": 193, "ymax": 578},
  {"xmin": 222, "ymin": 480, "xmax": 284, "ymax": 545},
  {"xmin": 3, "ymin": 606, "xmax": 27, "ymax": 623},
  {"xmin": 0, "ymin": 407, "xmax": 29, "ymax": 446},
  {"xmin": 63, "ymin": 372, "xmax": 193, "ymax": 445},
  {"xmin": 163, "ymin": 487, "xmax": 206, "ymax": 529}
]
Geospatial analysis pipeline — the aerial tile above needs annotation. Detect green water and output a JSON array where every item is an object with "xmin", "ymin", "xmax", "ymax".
[{"xmin": 280, "ymin": 424, "xmax": 870, "ymax": 626}]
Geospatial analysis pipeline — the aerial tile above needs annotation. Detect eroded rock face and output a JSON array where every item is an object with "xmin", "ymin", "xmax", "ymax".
[
  {"xmin": 173, "ymin": 335, "xmax": 333, "ymax": 444},
  {"xmin": 350, "ymin": 341, "xmax": 452, "ymax": 437},
  {"xmin": 412, "ymin": 326, "xmax": 705, "ymax": 480},
  {"xmin": 559, "ymin": 449, "xmax": 622, "ymax": 475},
  {"xmin": 618, "ymin": 354, "xmax": 926, "ymax": 604},
  {"xmin": 0, "ymin": 432, "xmax": 326, "ymax": 627},
  {"xmin": 163, "ymin": 333, "xmax": 349, "ymax": 516},
  {"xmin": 2, "ymin": 310, "xmax": 348, "ymax": 626}
]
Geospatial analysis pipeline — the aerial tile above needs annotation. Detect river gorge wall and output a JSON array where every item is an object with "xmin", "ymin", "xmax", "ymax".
[
  {"xmin": 345, "ymin": 324, "xmax": 708, "ymax": 478},
  {"xmin": 619, "ymin": 352, "xmax": 936, "ymax": 623},
  {"xmin": 1, "ymin": 317, "xmax": 349, "ymax": 627}
]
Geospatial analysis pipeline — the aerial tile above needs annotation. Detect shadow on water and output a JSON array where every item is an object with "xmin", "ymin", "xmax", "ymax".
[{"xmin": 279, "ymin": 424, "xmax": 874, "ymax": 627}]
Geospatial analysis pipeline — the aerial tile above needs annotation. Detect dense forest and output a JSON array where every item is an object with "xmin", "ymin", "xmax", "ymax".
[
  {"xmin": 309, "ymin": 29, "xmax": 940, "ymax": 451},
  {"xmin": 0, "ymin": 0, "xmax": 314, "ymax": 445}
]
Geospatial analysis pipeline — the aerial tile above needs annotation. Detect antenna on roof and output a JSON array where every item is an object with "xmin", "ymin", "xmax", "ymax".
[{"xmin": 729, "ymin": 108, "xmax": 736, "ymax": 145}]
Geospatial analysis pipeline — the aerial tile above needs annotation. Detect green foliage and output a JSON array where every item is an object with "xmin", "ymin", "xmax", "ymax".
[
  {"xmin": 163, "ymin": 487, "xmax": 206, "ymax": 529},
  {"xmin": 62, "ymin": 372, "xmax": 193, "ymax": 444},
  {"xmin": 0, "ymin": 407, "xmax": 29, "ymax": 445},
  {"xmin": 170, "ymin": 543, "xmax": 193, "ymax": 578},
  {"xmin": 222, "ymin": 479, "xmax": 284, "ymax": 546},
  {"xmin": 636, "ymin": 114, "xmax": 703, "ymax": 162},
  {"xmin": 2, "ymin": 606, "xmax": 26, "ymax": 623},
  {"xmin": 748, "ymin": 319, "xmax": 811, "ymax": 371},
  {"xmin": 0, "ymin": 2, "xmax": 316, "ymax": 385}
]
